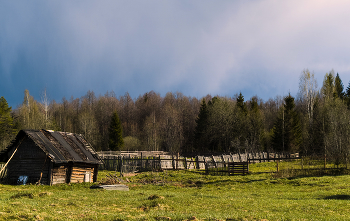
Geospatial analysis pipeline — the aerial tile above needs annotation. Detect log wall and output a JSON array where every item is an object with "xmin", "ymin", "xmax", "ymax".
[
  {"xmin": 70, "ymin": 166, "xmax": 94, "ymax": 183},
  {"xmin": 7, "ymin": 137, "xmax": 49, "ymax": 184},
  {"xmin": 51, "ymin": 165, "xmax": 67, "ymax": 185}
]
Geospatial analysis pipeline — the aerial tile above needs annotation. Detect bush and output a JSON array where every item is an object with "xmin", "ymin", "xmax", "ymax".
[{"xmin": 121, "ymin": 136, "xmax": 142, "ymax": 151}]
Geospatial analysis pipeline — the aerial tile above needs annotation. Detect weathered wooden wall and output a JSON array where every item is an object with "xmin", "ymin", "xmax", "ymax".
[
  {"xmin": 7, "ymin": 137, "xmax": 49, "ymax": 184},
  {"xmin": 51, "ymin": 165, "xmax": 67, "ymax": 185},
  {"xmin": 70, "ymin": 166, "xmax": 94, "ymax": 183}
]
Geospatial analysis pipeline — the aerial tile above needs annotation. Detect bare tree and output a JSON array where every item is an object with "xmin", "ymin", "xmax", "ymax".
[
  {"xmin": 41, "ymin": 88, "xmax": 50, "ymax": 127},
  {"xmin": 298, "ymin": 69, "xmax": 318, "ymax": 122},
  {"xmin": 324, "ymin": 99, "xmax": 350, "ymax": 166}
]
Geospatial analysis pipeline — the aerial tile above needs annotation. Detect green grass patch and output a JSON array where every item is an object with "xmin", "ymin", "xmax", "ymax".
[{"xmin": 0, "ymin": 162, "xmax": 350, "ymax": 220}]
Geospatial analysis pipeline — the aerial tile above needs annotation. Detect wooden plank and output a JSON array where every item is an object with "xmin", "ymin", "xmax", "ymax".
[{"xmin": 90, "ymin": 184, "xmax": 129, "ymax": 191}]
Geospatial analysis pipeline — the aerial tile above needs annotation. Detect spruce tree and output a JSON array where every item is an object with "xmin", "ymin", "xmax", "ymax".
[
  {"xmin": 346, "ymin": 81, "xmax": 350, "ymax": 98},
  {"xmin": 235, "ymin": 93, "xmax": 248, "ymax": 149},
  {"xmin": 194, "ymin": 99, "xmax": 209, "ymax": 152},
  {"xmin": 334, "ymin": 73, "xmax": 344, "ymax": 99},
  {"xmin": 0, "ymin": 96, "xmax": 17, "ymax": 150},
  {"xmin": 246, "ymin": 97, "xmax": 264, "ymax": 152},
  {"xmin": 108, "ymin": 111, "xmax": 124, "ymax": 151},
  {"xmin": 272, "ymin": 94, "xmax": 302, "ymax": 152},
  {"xmin": 236, "ymin": 92, "xmax": 247, "ymax": 114},
  {"xmin": 321, "ymin": 71, "xmax": 335, "ymax": 100},
  {"xmin": 345, "ymin": 81, "xmax": 350, "ymax": 109}
]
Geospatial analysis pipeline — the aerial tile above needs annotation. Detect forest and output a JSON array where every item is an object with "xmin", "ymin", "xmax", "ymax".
[{"xmin": 1, "ymin": 69, "xmax": 350, "ymax": 163}]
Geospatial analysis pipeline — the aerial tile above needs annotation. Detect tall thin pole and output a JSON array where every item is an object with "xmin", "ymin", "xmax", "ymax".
[{"xmin": 282, "ymin": 103, "xmax": 284, "ymax": 153}]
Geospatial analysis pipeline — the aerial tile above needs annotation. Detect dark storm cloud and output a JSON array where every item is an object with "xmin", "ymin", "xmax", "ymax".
[{"xmin": 1, "ymin": 1, "xmax": 350, "ymax": 107}]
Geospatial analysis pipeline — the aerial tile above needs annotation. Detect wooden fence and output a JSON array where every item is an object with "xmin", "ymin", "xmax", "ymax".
[
  {"xmin": 98, "ymin": 152, "xmax": 300, "ymax": 176},
  {"xmin": 228, "ymin": 162, "xmax": 249, "ymax": 175},
  {"xmin": 97, "ymin": 151, "xmax": 170, "ymax": 158},
  {"xmin": 99, "ymin": 155, "xmax": 203, "ymax": 172}
]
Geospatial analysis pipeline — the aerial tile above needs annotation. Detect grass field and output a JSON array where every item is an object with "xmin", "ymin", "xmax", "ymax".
[{"xmin": 1, "ymin": 161, "xmax": 350, "ymax": 220}]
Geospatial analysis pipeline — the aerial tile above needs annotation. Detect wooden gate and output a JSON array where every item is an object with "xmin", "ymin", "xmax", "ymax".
[{"xmin": 228, "ymin": 162, "xmax": 249, "ymax": 175}]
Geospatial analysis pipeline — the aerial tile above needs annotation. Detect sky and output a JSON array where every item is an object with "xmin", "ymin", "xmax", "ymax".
[{"xmin": 1, "ymin": 1, "xmax": 350, "ymax": 109}]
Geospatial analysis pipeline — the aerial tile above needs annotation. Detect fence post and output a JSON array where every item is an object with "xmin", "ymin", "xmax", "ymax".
[
  {"xmin": 204, "ymin": 158, "xmax": 208, "ymax": 174},
  {"xmin": 211, "ymin": 155, "xmax": 217, "ymax": 168},
  {"xmin": 112, "ymin": 156, "xmax": 116, "ymax": 171},
  {"xmin": 159, "ymin": 155, "xmax": 161, "ymax": 171},
  {"xmin": 119, "ymin": 156, "xmax": 123, "ymax": 176},
  {"xmin": 172, "ymin": 155, "xmax": 175, "ymax": 170},
  {"xmin": 221, "ymin": 155, "xmax": 226, "ymax": 169},
  {"xmin": 246, "ymin": 162, "xmax": 249, "ymax": 175},
  {"xmin": 146, "ymin": 157, "xmax": 149, "ymax": 171},
  {"xmin": 301, "ymin": 157, "xmax": 304, "ymax": 170},
  {"xmin": 276, "ymin": 160, "xmax": 279, "ymax": 172},
  {"xmin": 324, "ymin": 154, "xmax": 326, "ymax": 169},
  {"xmin": 141, "ymin": 152, "xmax": 143, "ymax": 171},
  {"xmin": 176, "ymin": 153, "xmax": 179, "ymax": 170}
]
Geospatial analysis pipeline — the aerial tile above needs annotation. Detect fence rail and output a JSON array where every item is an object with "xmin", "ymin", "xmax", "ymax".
[
  {"xmin": 228, "ymin": 162, "xmax": 249, "ymax": 175},
  {"xmin": 98, "ymin": 152, "xmax": 300, "ymax": 175}
]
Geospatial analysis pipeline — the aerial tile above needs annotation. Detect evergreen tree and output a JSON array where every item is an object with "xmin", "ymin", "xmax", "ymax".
[
  {"xmin": 272, "ymin": 94, "xmax": 302, "ymax": 152},
  {"xmin": 0, "ymin": 96, "xmax": 13, "ymax": 129},
  {"xmin": 108, "ymin": 111, "xmax": 124, "ymax": 151},
  {"xmin": 346, "ymin": 81, "xmax": 350, "ymax": 98},
  {"xmin": 345, "ymin": 81, "xmax": 350, "ymax": 109},
  {"xmin": 321, "ymin": 71, "xmax": 335, "ymax": 100},
  {"xmin": 246, "ymin": 97, "xmax": 264, "ymax": 152},
  {"xmin": 236, "ymin": 92, "xmax": 247, "ymax": 114},
  {"xmin": 234, "ymin": 93, "xmax": 249, "ymax": 150},
  {"xmin": 206, "ymin": 97, "xmax": 235, "ymax": 152},
  {"xmin": 208, "ymin": 96, "xmax": 220, "ymax": 106},
  {"xmin": 194, "ymin": 99, "xmax": 209, "ymax": 152},
  {"xmin": 0, "ymin": 96, "xmax": 17, "ymax": 150},
  {"xmin": 334, "ymin": 73, "xmax": 344, "ymax": 99}
]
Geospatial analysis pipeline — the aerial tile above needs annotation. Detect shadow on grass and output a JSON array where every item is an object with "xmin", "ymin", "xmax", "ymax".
[
  {"xmin": 273, "ymin": 168, "xmax": 350, "ymax": 179},
  {"xmin": 324, "ymin": 195, "xmax": 350, "ymax": 200},
  {"xmin": 194, "ymin": 178, "xmax": 269, "ymax": 187}
]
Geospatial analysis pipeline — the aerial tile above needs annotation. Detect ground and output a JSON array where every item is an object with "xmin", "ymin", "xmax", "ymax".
[{"xmin": 0, "ymin": 161, "xmax": 350, "ymax": 220}]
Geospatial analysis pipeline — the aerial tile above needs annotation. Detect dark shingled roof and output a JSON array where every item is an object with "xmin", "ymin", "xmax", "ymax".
[{"xmin": 0, "ymin": 129, "xmax": 102, "ymax": 164}]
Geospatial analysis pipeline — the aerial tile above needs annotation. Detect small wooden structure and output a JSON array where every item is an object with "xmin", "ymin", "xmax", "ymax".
[
  {"xmin": 0, "ymin": 129, "xmax": 102, "ymax": 185},
  {"xmin": 228, "ymin": 162, "xmax": 249, "ymax": 175}
]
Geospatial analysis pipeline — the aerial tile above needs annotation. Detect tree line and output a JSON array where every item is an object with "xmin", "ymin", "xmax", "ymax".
[{"xmin": 1, "ymin": 69, "xmax": 350, "ymax": 162}]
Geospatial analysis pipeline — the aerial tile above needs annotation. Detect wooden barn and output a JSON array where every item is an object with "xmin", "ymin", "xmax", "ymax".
[{"xmin": 0, "ymin": 129, "xmax": 102, "ymax": 185}]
